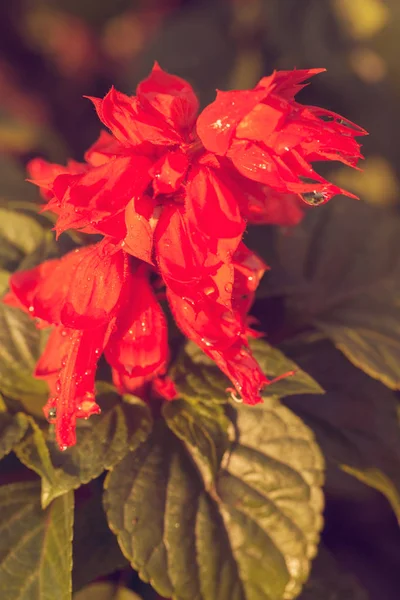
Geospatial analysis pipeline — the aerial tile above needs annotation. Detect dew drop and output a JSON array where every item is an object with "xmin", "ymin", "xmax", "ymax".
[
  {"xmin": 48, "ymin": 407, "xmax": 57, "ymax": 419},
  {"xmin": 224, "ymin": 282, "xmax": 233, "ymax": 294},
  {"xmin": 28, "ymin": 305, "xmax": 34, "ymax": 313},
  {"xmin": 203, "ymin": 286, "xmax": 214, "ymax": 296},
  {"xmin": 301, "ymin": 190, "xmax": 327, "ymax": 206},
  {"xmin": 201, "ymin": 337, "xmax": 215, "ymax": 348},
  {"xmin": 230, "ymin": 391, "xmax": 243, "ymax": 403}
]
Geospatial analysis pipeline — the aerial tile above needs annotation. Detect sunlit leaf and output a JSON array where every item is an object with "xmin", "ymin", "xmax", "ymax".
[
  {"xmin": 0, "ymin": 481, "xmax": 73, "ymax": 600},
  {"xmin": 16, "ymin": 394, "xmax": 152, "ymax": 508},
  {"xmin": 104, "ymin": 397, "xmax": 324, "ymax": 600}
]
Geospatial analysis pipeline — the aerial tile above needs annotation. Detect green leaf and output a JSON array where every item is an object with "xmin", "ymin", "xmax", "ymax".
[
  {"xmin": 283, "ymin": 338, "xmax": 400, "ymax": 521},
  {"xmin": 258, "ymin": 197, "xmax": 400, "ymax": 389},
  {"xmin": 172, "ymin": 339, "xmax": 323, "ymax": 405},
  {"xmin": 171, "ymin": 341, "xmax": 230, "ymax": 403},
  {"xmin": 0, "ymin": 481, "xmax": 73, "ymax": 600},
  {"xmin": 16, "ymin": 394, "xmax": 153, "ymax": 508},
  {"xmin": 298, "ymin": 546, "xmax": 369, "ymax": 600},
  {"xmin": 73, "ymin": 483, "xmax": 128, "ymax": 592},
  {"xmin": 0, "ymin": 411, "xmax": 29, "ymax": 460},
  {"xmin": 0, "ymin": 208, "xmax": 45, "ymax": 270},
  {"xmin": 104, "ymin": 397, "xmax": 324, "ymax": 600},
  {"xmin": 163, "ymin": 399, "xmax": 230, "ymax": 489},
  {"xmin": 250, "ymin": 339, "xmax": 324, "ymax": 397},
  {"xmin": 0, "ymin": 303, "xmax": 49, "ymax": 407},
  {"xmin": 74, "ymin": 583, "xmax": 143, "ymax": 600}
]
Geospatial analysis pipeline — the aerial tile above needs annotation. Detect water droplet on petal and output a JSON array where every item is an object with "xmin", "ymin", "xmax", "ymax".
[
  {"xmin": 230, "ymin": 391, "xmax": 243, "ymax": 403},
  {"xmin": 28, "ymin": 306, "xmax": 34, "ymax": 313},
  {"xmin": 224, "ymin": 282, "xmax": 233, "ymax": 294}
]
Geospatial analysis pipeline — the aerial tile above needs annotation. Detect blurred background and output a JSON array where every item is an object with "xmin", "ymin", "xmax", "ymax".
[{"xmin": 0, "ymin": 1, "xmax": 399, "ymax": 598}]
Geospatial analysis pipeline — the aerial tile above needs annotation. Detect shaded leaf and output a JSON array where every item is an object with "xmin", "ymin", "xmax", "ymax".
[
  {"xmin": 16, "ymin": 394, "xmax": 152, "ymax": 508},
  {"xmin": 0, "ymin": 411, "xmax": 29, "ymax": 460},
  {"xmin": 73, "ymin": 483, "xmax": 128, "ymax": 592},
  {"xmin": 259, "ymin": 197, "xmax": 400, "ymax": 389},
  {"xmin": 0, "ymin": 303, "xmax": 49, "ymax": 406},
  {"xmin": 251, "ymin": 339, "xmax": 324, "ymax": 397},
  {"xmin": 283, "ymin": 338, "xmax": 400, "ymax": 521},
  {"xmin": 104, "ymin": 397, "xmax": 324, "ymax": 600},
  {"xmin": 298, "ymin": 545, "xmax": 369, "ymax": 599},
  {"xmin": 74, "ymin": 583, "xmax": 143, "ymax": 600},
  {"xmin": 0, "ymin": 481, "xmax": 73, "ymax": 600}
]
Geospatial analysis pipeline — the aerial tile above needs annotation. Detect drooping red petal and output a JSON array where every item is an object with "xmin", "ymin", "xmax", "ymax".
[
  {"xmin": 43, "ymin": 327, "xmax": 106, "ymax": 449},
  {"xmin": 88, "ymin": 87, "xmax": 182, "ymax": 147},
  {"xmin": 105, "ymin": 266, "xmax": 168, "ymax": 381},
  {"xmin": 7, "ymin": 259, "xmax": 60, "ymax": 319},
  {"xmin": 34, "ymin": 326, "xmax": 71, "ymax": 379},
  {"xmin": 19, "ymin": 240, "xmax": 127, "ymax": 328},
  {"xmin": 167, "ymin": 288, "xmax": 266, "ymax": 403},
  {"xmin": 232, "ymin": 243, "xmax": 268, "ymax": 319},
  {"xmin": 137, "ymin": 62, "xmax": 200, "ymax": 132}
]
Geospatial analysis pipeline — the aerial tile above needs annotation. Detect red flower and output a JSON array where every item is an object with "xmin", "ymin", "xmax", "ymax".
[
  {"xmin": 196, "ymin": 68, "xmax": 367, "ymax": 204},
  {"xmin": 4, "ymin": 241, "xmax": 168, "ymax": 449},
  {"xmin": 4, "ymin": 64, "xmax": 365, "ymax": 448}
]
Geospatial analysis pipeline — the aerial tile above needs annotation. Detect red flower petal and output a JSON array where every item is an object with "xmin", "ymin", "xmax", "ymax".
[
  {"xmin": 124, "ymin": 196, "xmax": 155, "ymax": 264},
  {"xmin": 167, "ymin": 289, "xmax": 266, "ymax": 403},
  {"xmin": 186, "ymin": 166, "xmax": 245, "ymax": 248},
  {"xmin": 14, "ymin": 241, "xmax": 127, "ymax": 328},
  {"xmin": 88, "ymin": 87, "xmax": 182, "ymax": 147},
  {"xmin": 84, "ymin": 130, "xmax": 125, "ymax": 166},
  {"xmin": 137, "ymin": 62, "xmax": 199, "ymax": 132},
  {"xmin": 196, "ymin": 86, "xmax": 272, "ymax": 155},
  {"xmin": 50, "ymin": 155, "xmax": 152, "ymax": 237},
  {"xmin": 27, "ymin": 158, "xmax": 86, "ymax": 202},
  {"xmin": 150, "ymin": 150, "xmax": 189, "ymax": 195},
  {"xmin": 43, "ymin": 327, "xmax": 105, "ymax": 449},
  {"xmin": 34, "ymin": 326, "xmax": 71, "ymax": 379},
  {"xmin": 258, "ymin": 68, "xmax": 326, "ymax": 99},
  {"xmin": 228, "ymin": 139, "xmax": 296, "ymax": 190},
  {"xmin": 105, "ymin": 267, "xmax": 168, "ymax": 381}
]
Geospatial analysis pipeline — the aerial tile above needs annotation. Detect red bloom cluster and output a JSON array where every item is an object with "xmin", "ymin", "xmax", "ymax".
[{"xmin": 3, "ymin": 64, "xmax": 365, "ymax": 449}]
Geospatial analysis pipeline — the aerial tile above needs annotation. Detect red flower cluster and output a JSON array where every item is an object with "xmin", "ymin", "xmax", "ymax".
[{"xmin": 3, "ymin": 64, "xmax": 365, "ymax": 449}]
